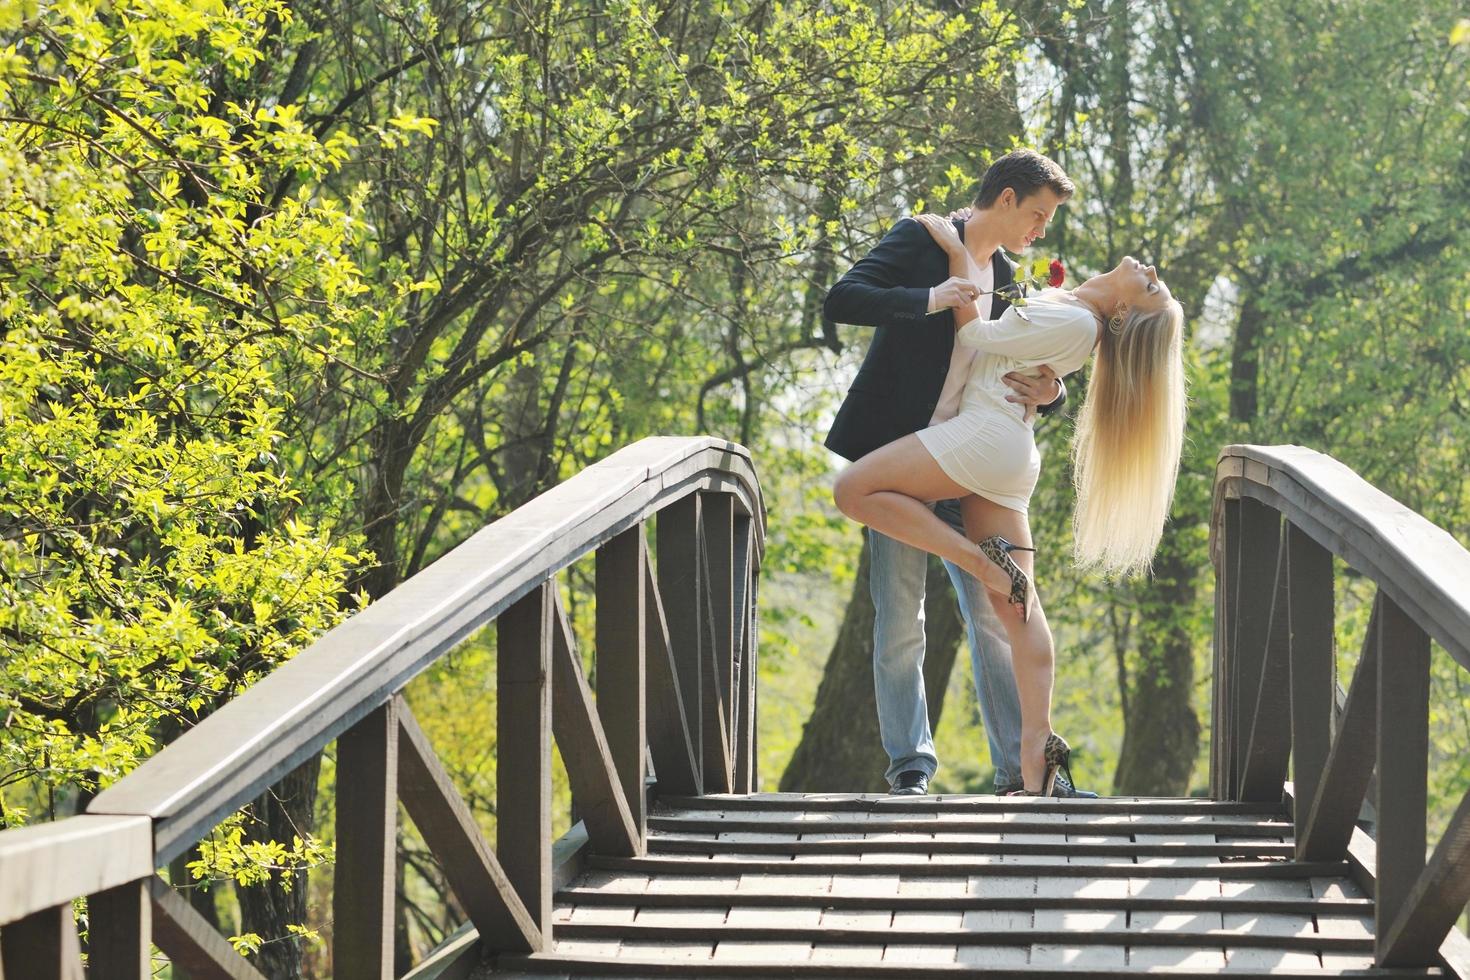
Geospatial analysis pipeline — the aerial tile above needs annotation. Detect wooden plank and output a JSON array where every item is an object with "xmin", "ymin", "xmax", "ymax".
[
  {"xmin": 1297, "ymin": 594, "xmax": 1382, "ymax": 861},
  {"xmin": 648, "ymin": 816, "xmax": 1294, "ymax": 836},
  {"xmin": 645, "ymin": 838, "xmax": 1296, "ymax": 858},
  {"xmin": 551, "ymin": 820, "xmax": 593, "ymax": 891},
  {"xmin": 1375, "ymin": 594, "xmax": 1432, "ymax": 965},
  {"xmin": 596, "ymin": 526, "xmax": 648, "ymax": 846},
  {"xmin": 0, "ymin": 906, "xmax": 82, "ymax": 980},
  {"xmin": 397, "ymin": 700, "xmax": 542, "ymax": 953},
  {"xmin": 85, "ymin": 439, "xmax": 764, "ymax": 866},
  {"xmin": 87, "ymin": 880, "xmax": 150, "ymax": 980},
  {"xmin": 643, "ymin": 556, "xmax": 702, "ymax": 797},
  {"xmin": 700, "ymin": 493, "xmax": 736, "ymax": 793},
  {"xmin": 1240, "ymin": 530, "xmax": 1294, "ymax": 802},
  {"xmin": 398, "ymin": 921, "xmax": 480, "ymax": 980},
  {"xmin": 549, "ymin": 591, "xmax": 640, "ymax": 858},
  {"xmin": 551, "ymin": 920, "xmax": 1374, "ymax": 952},
  {"xmin": 501, "ymin": 951, "xmax": 1446, "ymax": 979},
  {"xmin": 148, "ymin": 878, "xmax": 267, "ymax": 980},
  {"xmin": 1230, "ymin": 497, "xmax": 1280, "ymax": 802},
  {"xmin": 498, "ymin": 583, "xmax": 554, "ymax": 934},
  {"xmin": 655, "ymin": 795, "xmax": 1286, "ymax": 816},
  {"xmin": 655, "ymin": 494, "xmax": 703, "ymax": 788},
  {"xmin": 0, "ymin": 815, "xmax": 151, "ymax": 927},
  {"xmin": 333, "ymin": 701, "xmax": 397, "ymax": 978},
  {"xmin": 560, "ymin": 887, "xmax": 1371, "ymax": 915},
  {"xmin": 1286, "ymin": 524, "xmax": 1335, "ymax": 845},
  {"xmin": 591, "ymin": 855, "xmax": 1348, "ymax": 880},
  {"xmin": 1379, "ymin": 785, "xmax": 1470, "ymax": 967}
]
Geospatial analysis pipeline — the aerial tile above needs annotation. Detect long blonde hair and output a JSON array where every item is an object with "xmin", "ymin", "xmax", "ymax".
[{"xmin": 1070, "ymin": 300, "xmax": 1187, "ymax": 576}]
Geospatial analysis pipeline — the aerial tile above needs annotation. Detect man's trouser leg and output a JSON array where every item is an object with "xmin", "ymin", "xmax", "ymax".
[{"xmin": 868, "ymin": 525, "xmax": 938, "ymax": 787}]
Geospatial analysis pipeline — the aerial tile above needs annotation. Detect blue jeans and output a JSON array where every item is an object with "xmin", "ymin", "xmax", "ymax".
[{"xmin": 869, "ymin": 498, "xmax": 1023, "ymax": 790}]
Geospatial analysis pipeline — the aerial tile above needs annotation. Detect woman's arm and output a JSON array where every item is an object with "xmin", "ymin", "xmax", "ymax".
[
  {"xmin": 912, "ymin": 214, "xmax": 979, "ymax": 323},
  {"xmin": 956, "ymin": 302, "xmax": 1092, "ymax": 361},
  {"xmin": 945, "ymin": 249, "xmax": 980, "ymax": 326}
]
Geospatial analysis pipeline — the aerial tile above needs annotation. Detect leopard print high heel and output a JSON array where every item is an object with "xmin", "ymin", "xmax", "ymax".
[
  {"xmin": 1007, "ymin": 733, "xmax": 1073, "ymax": 797},
  {"xmin": 977, "ymin": 535, "xmax": 1036, "ymax": 623},
  {"xmin": 1041, "ymin": 732, "xmax": 1072, "ymax": 798}
]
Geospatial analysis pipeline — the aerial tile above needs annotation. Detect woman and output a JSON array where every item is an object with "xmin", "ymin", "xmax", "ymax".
[{"xmin": 832, "ymin": 214, "xmax": 1187, "ymax": 796}]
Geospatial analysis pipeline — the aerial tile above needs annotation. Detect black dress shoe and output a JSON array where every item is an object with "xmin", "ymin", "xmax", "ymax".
[
  {"xmin": 1051, "ymin": 772, "xmax": 1099, "ymax": 799},
  {"xmin": 889, "ymin": 770, "xmax": 930, "ymax": 795}
]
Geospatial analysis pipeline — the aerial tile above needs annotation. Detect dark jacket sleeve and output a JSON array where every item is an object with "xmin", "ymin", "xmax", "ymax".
[
  {"xmin": 822, "ymin": 218, "xmax": 936, "ymax": 327},
  {"xmin": 1039, "ymin": 379, "xmax": 1068, "ymax": 416}
]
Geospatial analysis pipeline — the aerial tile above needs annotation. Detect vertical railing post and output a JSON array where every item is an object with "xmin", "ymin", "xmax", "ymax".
[
  {"xmin": 1211, "ymin": 496, "xmax": 1241, "ymax": 800},
  {"xmin": 498, "ymin": 582, "xmax": 555, "ymax": 938},
  {"xmin": 1, "ymin": 906, "xmax": 82, "ymax": 979},
  {"xmin": 700, "ymin": 493, "xmax": 735, "ymax": 793},
  {"xmin": 658, "ymin": 495, "xmax": 704, "ymax": 790},
  {"xmin": 732, "ymin": 514, "xmax": 755, "ymax": 794},
  {"xmin": 1227, "ymin": 496, "xmax": 1281, "ymax": 800},
  {"xmin": 1287, "ymin": 524, "xmax": 1335, "ymax": 844},
  {"xmin": 333, "ymin": 700, "xmax": 398, "ymax": 979},
  {"xmin": 597, "ymin": 526, "xmax": 647, "ymax": 845},
  {"xmin": 1376, "ymin": 595, "xmax": 1432, "ymax": 965},
  {"xmin": 88, "ymin": 881, "xmax": 150, "ymax": 980}
]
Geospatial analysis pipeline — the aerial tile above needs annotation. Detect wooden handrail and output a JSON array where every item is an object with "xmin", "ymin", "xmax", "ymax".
[
  {"xmin": 0, "ymin": 436, "xmax": 765, "ymax": 978},
  {"xmin": 87, "ymin": 437, "xmax": 762, "ymax": 859},
  {"xmin": 1211, "ymin": 444, "xmax": 1470, "ymax": 668},
  {"xmin": 1212, "ymin": 444, "xmax": 1470, "ymax": 974}
]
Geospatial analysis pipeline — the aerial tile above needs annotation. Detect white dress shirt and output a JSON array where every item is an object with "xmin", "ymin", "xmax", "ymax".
[{"xmin": 927, "ymin": 261, "xmax": 994, "ymax": 425}]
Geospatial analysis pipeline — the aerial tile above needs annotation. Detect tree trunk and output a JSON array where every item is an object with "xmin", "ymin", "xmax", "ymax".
[
  {"xmin": 1112, "ymin": 531, "xmax": 1201, "ymax": 795},
  {"xmin": 236, "ymin": 756, "xmax": 322, "ymax": 980},
  {"xmin": 1229, "ymin": 294, "xmax": 1264, "ymax": 423},
  {"xmin": 779, "ymin": 538, "xmax": 965, "ymax": 792}
]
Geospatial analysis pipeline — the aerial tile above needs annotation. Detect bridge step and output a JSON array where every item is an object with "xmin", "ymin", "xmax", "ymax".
[
  {"xmin": 496, "ymin": 952, "xmax": 1446, "ymax": 975},
  {"xmin": 476, "ymin": 793, "xmax": 1441, "ymax": 977}
]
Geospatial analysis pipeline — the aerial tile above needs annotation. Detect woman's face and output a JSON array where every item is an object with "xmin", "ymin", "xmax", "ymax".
[{"xmin": 1112, "ymin": 255, "xmax": 1172, "ymax": 313}]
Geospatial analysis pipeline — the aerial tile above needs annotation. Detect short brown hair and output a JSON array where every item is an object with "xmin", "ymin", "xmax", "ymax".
[{"xmin": 974, "ymin": 150, "xmax": 1074, "ymax": 208}]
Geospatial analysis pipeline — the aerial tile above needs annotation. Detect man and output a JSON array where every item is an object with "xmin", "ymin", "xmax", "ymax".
[{"xmin": 823, "ymin": 149, "xmax": 1096, "ymax": 797}]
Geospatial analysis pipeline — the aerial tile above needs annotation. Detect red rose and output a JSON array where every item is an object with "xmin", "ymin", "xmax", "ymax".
[{"xmin": 1048, "ymin": 259, "xmax": 1065, "ymax": 288}]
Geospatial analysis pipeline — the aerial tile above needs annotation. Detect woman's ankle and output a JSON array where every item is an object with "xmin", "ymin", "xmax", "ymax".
[{"xmin": 1021, "ymin": 728, "xmax": 1052, "ymax": 748}]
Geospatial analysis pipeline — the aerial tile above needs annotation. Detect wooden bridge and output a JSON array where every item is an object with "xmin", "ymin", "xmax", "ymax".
[{"xmin": 2, "ymin": 438, "xmax": 1469, "ymax": 978}]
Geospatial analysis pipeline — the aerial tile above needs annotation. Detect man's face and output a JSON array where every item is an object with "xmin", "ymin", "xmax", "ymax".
[{"xmin": 999, "ymin": 187, "xmax": 1066, "ymax": 252}]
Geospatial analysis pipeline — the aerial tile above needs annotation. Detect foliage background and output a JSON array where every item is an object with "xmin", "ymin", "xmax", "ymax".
[{"xmin": 1, "ymin": 0, "xmax": 1467, "ymax": 974}]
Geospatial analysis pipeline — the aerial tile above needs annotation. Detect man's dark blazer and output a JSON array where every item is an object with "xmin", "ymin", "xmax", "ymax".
[{"xmin": 823, "ymin": 217, "xmax": 1063, "ymax": 462}]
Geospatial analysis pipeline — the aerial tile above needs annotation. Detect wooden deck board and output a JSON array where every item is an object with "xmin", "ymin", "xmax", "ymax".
[{"xmin": 512, "ymin": 792, "xmax": 1451, "ymax": 977}]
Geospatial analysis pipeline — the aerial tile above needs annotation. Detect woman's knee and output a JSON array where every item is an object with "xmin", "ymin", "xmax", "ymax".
[{"xmin": 832, "ymin": 468, "xmax": 865, "ymax": 516}]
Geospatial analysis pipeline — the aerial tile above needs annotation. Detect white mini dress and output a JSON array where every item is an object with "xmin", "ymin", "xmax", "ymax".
[{"xmin": 915, "ymin": 291, "xmax": 1098, "ymax": 514}]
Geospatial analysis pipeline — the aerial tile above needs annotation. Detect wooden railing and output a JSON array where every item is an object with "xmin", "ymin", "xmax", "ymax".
[
  {"xmin": 1211, "ymin": 444, "xmax": 1470, "ymax": 974},
  {"xmin": 0, "ymin": 437, "xmax": 765, "ymax": 979}
]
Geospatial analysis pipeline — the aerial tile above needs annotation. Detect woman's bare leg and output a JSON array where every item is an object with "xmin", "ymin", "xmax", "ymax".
[
  {"xmin": 832, "ymin": 435, "xmax": 1011, "ymax": 594},
  {"xmin": 959, "ymin": 494, "xmax": 1056, "ymax": 793},
  {"xmin": 834, "ymin": 434, "xmax": 1058, "ymax": 790}
]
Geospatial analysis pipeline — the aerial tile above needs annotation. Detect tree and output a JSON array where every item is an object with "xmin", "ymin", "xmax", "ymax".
[
  {"xmin": 0, "ymin": 0, "xmax": 375, "ymax": 971},
  {"xmin": 1025, "ymin": 0, "xmax": 1470, "ymax": 795}
]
